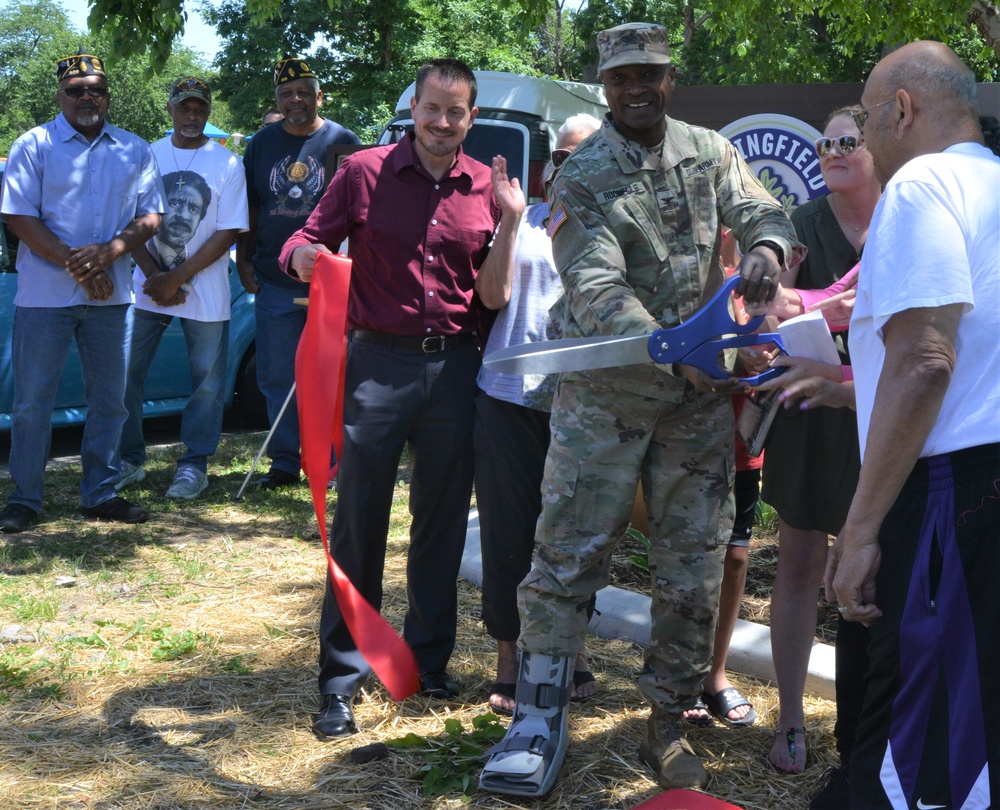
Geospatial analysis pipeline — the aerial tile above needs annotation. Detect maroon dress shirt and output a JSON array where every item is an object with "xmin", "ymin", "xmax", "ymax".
[{"xmin": 279, "ymin": 133, "xmax": 500, "ymax": 336}]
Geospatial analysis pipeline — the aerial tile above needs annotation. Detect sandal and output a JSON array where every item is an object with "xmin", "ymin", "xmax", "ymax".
[
  {"xmin": 682, "ymin": 696, "xmax": 714, "ymax": 728},
  {"xmin": 488, "ymin": 681, "xmax": 516, "ymax": 717},
  {"xmin": 570, "ymin": 669, "xmax": 597, "ymax": 703},
  {"xmin": 702, "ymin": 686, "xmax": 757, "ymax": 727},
  {"xmin": 768, "ymin": 726, "xmax": 807, "ymax": 773}
]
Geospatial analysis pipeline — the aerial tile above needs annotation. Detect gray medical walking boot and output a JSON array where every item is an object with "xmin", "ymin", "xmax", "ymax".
[
  {"xmin": 638, "ymin": 706, "xmax": 708, "ymax": 789},
  {"xmin": 479, "ymin": 652, "xmax": 572, "ymax": 797}
]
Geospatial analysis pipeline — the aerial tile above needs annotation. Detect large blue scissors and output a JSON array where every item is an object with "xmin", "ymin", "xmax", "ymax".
[{"xmin": 484, "ymin": 275, "xmax": 786, "ymax": 385}]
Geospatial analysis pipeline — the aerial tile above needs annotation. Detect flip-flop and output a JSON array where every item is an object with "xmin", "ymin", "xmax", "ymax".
[
  {"xmin": 682, "ymin": 695, "xmax": 714, "ymax": 728},
  {"xmin": 570, "ymin": 670, "xmax": 597, "ymax": 703},
  {"xmin": 768, "ymin": 726, "xmax": 807, "ymax": 773},
  {"xmin": 488, "ymin": 681, "xmax": 516, "ymax": 717},
  {"xmin": 702, "ymin": 687, "xmax": 757, "ymax": 727}
]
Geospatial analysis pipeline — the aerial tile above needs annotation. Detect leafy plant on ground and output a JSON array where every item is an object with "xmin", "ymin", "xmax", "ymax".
[
  {"xmin": 387, "ymin": 714, "xmax": 507, "ymax": 800},
  {"xmin": 625, "ymin": 526, "xmax": 651, "ymax": 572},
  {"xmin": 221, "ymin": 654, "xmax": 254, "ymax": 675},
  {"xmin": 149, "ymin": 626, "xmax": 203, "ymax": 662}
]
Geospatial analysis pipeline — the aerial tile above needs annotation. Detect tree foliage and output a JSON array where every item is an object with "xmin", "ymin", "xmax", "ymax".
[
  {"xmin": 0, "ymin": 0, "xmax": 213, "ymax": 154},
  {"xmin": 76, "ymin": 0, "xmax": 1000, "ymax": 81},
  {"xmin": 4, "ymin": 0, "xmax": 999, "ymax": 156},
  {"xmin": 204, "ymin": 0, "xmax": 544, "ymax": 141}
]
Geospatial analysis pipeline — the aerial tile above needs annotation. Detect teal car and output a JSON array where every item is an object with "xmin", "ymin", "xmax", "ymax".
[{"xmin": 0, "ymin": 160, "xmax": 266, "ymax": 431}]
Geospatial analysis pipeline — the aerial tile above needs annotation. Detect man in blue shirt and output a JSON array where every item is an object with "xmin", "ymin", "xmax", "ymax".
[{"xmin": 0, "ymin": 49, "xmax": 164, "ymax": 533}]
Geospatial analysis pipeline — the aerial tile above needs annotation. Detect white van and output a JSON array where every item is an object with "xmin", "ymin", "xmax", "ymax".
[{"xmin": 378, "ymin": 71, "xmax": 608, "ymax": 203}]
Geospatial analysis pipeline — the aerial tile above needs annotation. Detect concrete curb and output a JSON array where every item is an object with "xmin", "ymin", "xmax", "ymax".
[{"xmin": 460, "ymin": 510, "xmax": 835, "ymax": 701}]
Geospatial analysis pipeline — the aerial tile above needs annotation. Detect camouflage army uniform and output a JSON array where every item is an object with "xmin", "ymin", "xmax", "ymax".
[{"xmin": 518, "ymin": 115, "xmax": 797, "ymax": 715}]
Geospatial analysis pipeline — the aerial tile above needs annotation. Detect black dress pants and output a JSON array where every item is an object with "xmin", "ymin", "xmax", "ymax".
[{"xmin": 317, "ymin": 338, "xmax": 480, "ymax": 697}]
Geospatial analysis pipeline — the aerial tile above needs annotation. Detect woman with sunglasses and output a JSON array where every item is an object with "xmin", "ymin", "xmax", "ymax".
[{"xmin": 760, "ymin": 106, "xmax": 881, "ymax": 780}]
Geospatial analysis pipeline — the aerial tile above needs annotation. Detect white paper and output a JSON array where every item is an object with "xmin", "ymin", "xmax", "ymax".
[{"xmin": 777, "ymin": 309, "xmax": 841, "ymax": 365}]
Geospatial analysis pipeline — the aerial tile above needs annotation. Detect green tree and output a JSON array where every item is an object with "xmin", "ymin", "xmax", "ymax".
[
  {"xmin": 0, "ymin": 0, "xmax": 78, "ymax": 152},
  {"xmin": 65, "ymin": 0, "xmax": 1000, "ymax": 91},
  {"xmin": 204, "ymin": 0, "xmax": 541, "ymax": 142},
  {"xmin": 1, "ymin": 0, "xmax": 229, "ymax": 155}
]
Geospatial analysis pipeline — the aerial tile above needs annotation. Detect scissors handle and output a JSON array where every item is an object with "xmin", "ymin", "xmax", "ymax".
[
  {"xmin": 684, "ymin": 274, "xmax": 764, "ymax": 339},
  {"xmin": 648, "ymin": 330, "xmax": 787, "ymax": 383},
  {"xmin": 645, "ymin": 275, "xmax": 765, "ymax": 364}
]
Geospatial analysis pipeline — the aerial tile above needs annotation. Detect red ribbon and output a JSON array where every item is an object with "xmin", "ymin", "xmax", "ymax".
[{"xmin": 295, "ymin": 251, "xmax": 420, "ymax": 702}]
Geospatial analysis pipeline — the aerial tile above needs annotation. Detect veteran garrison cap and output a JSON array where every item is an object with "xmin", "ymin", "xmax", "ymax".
[
  {"xmin": 274, "ymin": 56, "xmax": 316, "ymax": 86},
  {"xmin": 56, "ymin": 48, "xmax": 106, "ymax": 82},
  {"xmin": 170, "ymin": 76, "xmax": 212, "ymax": 106},
  {"xmin": 597, "ymin": 23, "xmax": 671, "ymax": 73}
]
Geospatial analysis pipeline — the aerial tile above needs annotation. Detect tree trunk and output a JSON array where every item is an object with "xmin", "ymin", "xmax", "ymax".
[{"xmin": 968, "ymin": 0, "xmax": 1000, "ymax": 59}]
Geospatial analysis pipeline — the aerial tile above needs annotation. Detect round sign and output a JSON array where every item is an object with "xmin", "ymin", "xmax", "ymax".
[{"xmin": 720, "ymin": 114, "xmax": 826, "ymax": 210}]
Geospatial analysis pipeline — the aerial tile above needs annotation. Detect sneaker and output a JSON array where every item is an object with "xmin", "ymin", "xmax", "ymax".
[
  {"xmin": 80, "ymin": 496, "xmax": 148, "ymax": 524},
  {"xmin": 115, "ymin": 460, "xmax": 146, "ymax": 491},
  {"xmin": 166, "ymin": 466, "xmax": 209, "ymax": 500}
]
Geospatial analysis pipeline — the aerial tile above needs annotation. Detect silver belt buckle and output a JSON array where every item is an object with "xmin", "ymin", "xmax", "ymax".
[{"xmin": 422, "ymin": 335, "xmax": 447, "ymax": 353}]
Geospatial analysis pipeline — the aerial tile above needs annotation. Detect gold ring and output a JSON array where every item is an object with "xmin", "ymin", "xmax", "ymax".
[{"xmin": 85, "ymin": 262, "xmax": 92, "ymax": 270}]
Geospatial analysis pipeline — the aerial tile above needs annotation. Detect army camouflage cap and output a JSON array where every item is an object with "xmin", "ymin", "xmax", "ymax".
[{"xmin": 597, "ymin": 23, "xmax": 671, "ymax": 72}]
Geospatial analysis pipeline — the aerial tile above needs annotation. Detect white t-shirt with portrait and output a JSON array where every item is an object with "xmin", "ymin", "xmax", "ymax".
[{"xmin": 133, "ymin": 137, "xmax": 248, "ymax": 321}]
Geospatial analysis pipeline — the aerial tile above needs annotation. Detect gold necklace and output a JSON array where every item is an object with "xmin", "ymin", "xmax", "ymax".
[{"xmin": 830, "ymin": 194, "xmax": 862, "ymax": 233}]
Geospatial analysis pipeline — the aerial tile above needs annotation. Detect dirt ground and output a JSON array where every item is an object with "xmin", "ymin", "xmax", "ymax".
[{"xmin": 0, "ymin": 434, "xmax": 839, "ymax": 809}]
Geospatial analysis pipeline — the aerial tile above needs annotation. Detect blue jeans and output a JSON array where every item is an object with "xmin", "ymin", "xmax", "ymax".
[
  {"xmin": 254, "ymin": 281, "xmax": 306, "ymax": 475},
  {"xmin": 121, "ymin": 308, "xmax": 229, "ymax": 473},
  {"xmin": 7, "ymin": 304, "xmax": 129, "ymax": 512}
]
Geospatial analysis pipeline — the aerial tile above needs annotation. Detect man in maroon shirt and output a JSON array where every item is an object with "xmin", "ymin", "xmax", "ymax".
[{"xmin": 281, "ymin": 58, "xmax": 524, "ymax": 739}]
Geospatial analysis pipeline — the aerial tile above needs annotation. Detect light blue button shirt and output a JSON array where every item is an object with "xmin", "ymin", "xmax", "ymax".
[{"xmin": 0, "ymin": 113, "xmax": 165, "ymax": 307}]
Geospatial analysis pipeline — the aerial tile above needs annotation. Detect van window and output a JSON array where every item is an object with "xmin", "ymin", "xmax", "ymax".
[{"xmin": 461, "ymin": 123, "xmax": 527, "ymax": 188}]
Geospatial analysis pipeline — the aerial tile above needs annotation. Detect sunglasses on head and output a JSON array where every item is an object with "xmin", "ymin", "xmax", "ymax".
[
  {"xmin": 551, "ymin": 148, "xmax": 572, "ymax": 168},
  {"xmin": 60, "ymin": 85, "xmax": 109, "ymax": 99},
  {"xmin": 814, "ymin": 135, "xmax": 862, "ymax": 157}
]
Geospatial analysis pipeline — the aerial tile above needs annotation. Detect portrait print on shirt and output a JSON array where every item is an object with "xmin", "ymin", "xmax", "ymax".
[
  {"xmin": 155, "ymin": 170, "xmax": 213, "ymax": 278},
  {"xmin": 268, "ymin": 154, "xmax": 324, "ymax": 215}
]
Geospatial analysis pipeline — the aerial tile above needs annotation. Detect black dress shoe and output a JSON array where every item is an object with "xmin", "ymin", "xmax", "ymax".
[
  {"xmin": 0, "ymin": 503, "xmax": 38, "ymax": 534},
  {"xmin": 253, "ymin": 468, "xmax": 300, "ymax": 490},
  {"xmin": 79, "ymin": 496, "xmax": 148, "ymax": 524},
  {"xmin": 313, "ymin": 693, "xmax": 358, "ymax": 740},
  {"xmin": 419, "ymin": 671, "xmax": 462, "ymax": 700}
]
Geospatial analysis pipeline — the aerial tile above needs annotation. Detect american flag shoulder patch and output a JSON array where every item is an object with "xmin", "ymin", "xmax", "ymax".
[{"xmin": 547, "ymin": 205, "xmax": 568, "ymax": 238}]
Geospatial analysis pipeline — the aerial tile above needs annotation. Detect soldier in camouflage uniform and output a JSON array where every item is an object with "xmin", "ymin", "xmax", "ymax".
[{"xmin": 481, "ymin": 22, "xmax": 801, "ymax": 796}]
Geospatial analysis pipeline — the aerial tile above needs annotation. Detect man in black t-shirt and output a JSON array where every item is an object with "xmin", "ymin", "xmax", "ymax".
[{"xmin": 236, "ymin": 57, "xmax": 360, "ymax": 489}]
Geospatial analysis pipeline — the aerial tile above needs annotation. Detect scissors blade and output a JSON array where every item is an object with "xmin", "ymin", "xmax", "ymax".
[{"xmin": 483, "ymin": 334, "xmax": 653, "ymax": 375}]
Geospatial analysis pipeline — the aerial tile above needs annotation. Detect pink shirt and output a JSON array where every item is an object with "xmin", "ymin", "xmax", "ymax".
[{"xmin": 280, "ymin": 134, "xmax": 501, "ymax": 336}]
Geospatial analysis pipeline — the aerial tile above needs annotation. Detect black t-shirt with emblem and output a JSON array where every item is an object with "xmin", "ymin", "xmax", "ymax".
[{"xmin": 243, "ymin": 118, "xmax": 360, "ymax": 288}]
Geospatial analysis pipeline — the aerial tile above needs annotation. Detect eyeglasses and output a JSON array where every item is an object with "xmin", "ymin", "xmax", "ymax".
[
  {"xmin": 60, "ymin": 85, "xmax": 109, "ymax": 99},
  {"xmin": 551, "ymin": 149, "xmax": 572, "ymax": 168},
  {"xmin": 852, "ymin": 98, "xmax": 895, "ymax": 133},
  {"xmin": 814, "ymin": 135, "xmax": 863, "ymax": 157}
]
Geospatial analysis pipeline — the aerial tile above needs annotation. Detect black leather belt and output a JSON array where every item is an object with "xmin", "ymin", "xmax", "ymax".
[{"xmin": 350, "ymin": 329, "xmax": 476, "ymax": 353}]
